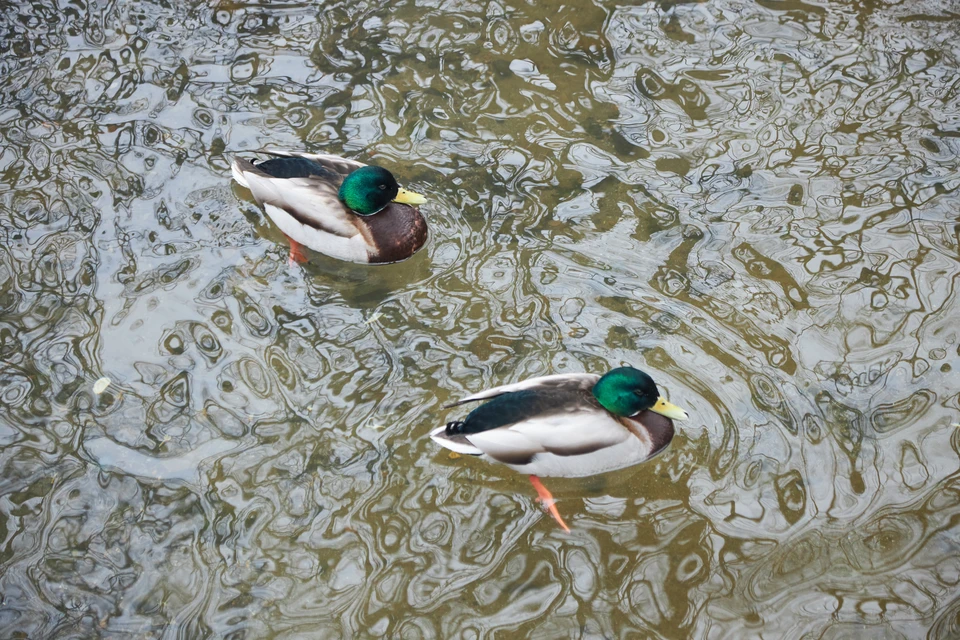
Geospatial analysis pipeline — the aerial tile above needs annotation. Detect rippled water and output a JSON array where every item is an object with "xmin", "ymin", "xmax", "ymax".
[{"xmin": 1, "ymin": 0, "xmax": 959, "ymax": 636}]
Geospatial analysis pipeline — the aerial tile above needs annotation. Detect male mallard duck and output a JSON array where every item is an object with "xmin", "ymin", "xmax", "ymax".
[
  {"xmin": 430, "ymin": 366, "xmax": 689, "ymax": 531},
  {"xmin": 231, "ymin": 150, "xmax": 428, "ymax": 264}
]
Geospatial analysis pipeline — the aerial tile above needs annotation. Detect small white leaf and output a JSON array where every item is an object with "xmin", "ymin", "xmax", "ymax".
[{"xmin": 93, "ymin": 378, "xmax": 111, "ymax": 395}]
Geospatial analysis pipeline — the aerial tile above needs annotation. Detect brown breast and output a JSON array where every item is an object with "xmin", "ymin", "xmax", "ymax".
[
  {"xmin": 621, "ymin": 410, "xmax": 675, "ymax": 458},
  {"xmin": 360, "ymin": 203, "xmax": 428, "ymax": 263}
]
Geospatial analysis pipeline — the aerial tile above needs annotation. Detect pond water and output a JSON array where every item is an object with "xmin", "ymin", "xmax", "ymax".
[{"xmin": 1, "ymin": 0, "xmax": 959, "ymax": 637}]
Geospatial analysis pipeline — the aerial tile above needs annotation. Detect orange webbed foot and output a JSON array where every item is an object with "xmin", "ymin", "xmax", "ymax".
[
  {"xmin": 529, "ymin": 475, "xmax": 570, "ymax": 533},
  {"xmin": 287, "ymin": 237, "xmax": 308, "ymax": 265}
]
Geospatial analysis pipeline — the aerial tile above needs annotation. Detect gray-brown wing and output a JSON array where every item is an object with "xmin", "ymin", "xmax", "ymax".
[
  {"xmin": 444, "ymin": 373, "xmax": 599, "ymax": 409},
  {"xmin": 260, "ymin": 150, "xmax": 366, "ymax": 178},
  {"xmin": 238, "ymin": 165, "xmax": 359, "ymax": 239}
]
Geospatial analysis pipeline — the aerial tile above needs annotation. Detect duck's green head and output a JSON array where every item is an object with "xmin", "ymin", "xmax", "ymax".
[
  {"xmin": 592, "ymin": 366, "xmax": 689, "ymax": 420},
  {"xmin": 338, "ymin": 166, "xmax": 427, "ymax": 216}
]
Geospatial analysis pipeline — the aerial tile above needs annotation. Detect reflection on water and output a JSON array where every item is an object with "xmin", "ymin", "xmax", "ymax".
[{"xmin": 1, "ymin": 0, "xmax": 958, "ymax": 636}]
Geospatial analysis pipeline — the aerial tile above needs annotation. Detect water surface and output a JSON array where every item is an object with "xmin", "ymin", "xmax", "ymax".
[{"xmin": 1, "ymin": 0, "xmax": 959, "ymax": 637}]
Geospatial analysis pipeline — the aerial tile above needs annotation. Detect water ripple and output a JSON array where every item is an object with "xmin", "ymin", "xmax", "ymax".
[{"xmin": 0, "ymin": 0, "xmax": 958, "ymax": 637}]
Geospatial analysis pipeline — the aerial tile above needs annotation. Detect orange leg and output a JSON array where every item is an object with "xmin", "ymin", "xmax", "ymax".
[
  {"xmin": 529, "ymin": 475, "xmax": 570, "ymax": 532},
  {"xmin": 287, "ymin": 237, "xmax": 308, "ymax": 265}
]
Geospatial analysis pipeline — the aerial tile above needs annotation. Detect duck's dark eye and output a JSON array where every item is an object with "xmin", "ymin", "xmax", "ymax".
[{"xmin": 379, "ymin": 184, "xmax": 386, "ymax": 190}]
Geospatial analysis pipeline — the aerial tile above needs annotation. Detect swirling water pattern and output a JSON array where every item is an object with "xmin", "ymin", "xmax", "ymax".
[{"xmin": 0, "ymin": 0, "xmax": 958, "ymax": 637}]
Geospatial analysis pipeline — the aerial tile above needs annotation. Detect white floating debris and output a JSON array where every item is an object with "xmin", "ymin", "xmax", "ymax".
[
  {"xmin": 93, "ymin": 378, "xmax": 111, "ymax": 395},
  {"xmin": 509, "ymin": 59, "xmax": 557, "ymax": 90},
  {"xmin": 364, "ymin": 311, "xmax": 383, "ymax": 325}
]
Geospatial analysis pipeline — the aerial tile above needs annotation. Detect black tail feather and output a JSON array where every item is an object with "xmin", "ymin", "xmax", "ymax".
[{"xmin": 445, "ymin": 420, "xmax": 465, "ymax": 435}]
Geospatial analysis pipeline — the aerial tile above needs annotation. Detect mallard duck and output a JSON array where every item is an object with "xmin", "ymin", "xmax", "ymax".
[
  {"xmin": 430, "ymin": 366, "xmax": 689, "ymax": 531},
  {"xmin": 231, "ymin": 150, "xmax": 428, "ymax": 264}
]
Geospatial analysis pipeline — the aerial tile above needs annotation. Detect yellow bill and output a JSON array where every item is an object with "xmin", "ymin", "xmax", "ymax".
[
  {"xmin": 651, "ymin": 397, "xmax": 688, "ymax": 421},
  {"xmin": 394, "ymin": 188, "xmax": 426, "ymax": 205}
]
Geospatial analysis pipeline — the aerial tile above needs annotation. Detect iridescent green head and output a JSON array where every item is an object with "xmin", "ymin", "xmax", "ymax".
[
  {"xmin": 592, "ymin": 366, "xmax": 689, "ymax": 420},
  {"xmin": 338, "ymin": 166, "xmax": 426, "ymax": 216}
]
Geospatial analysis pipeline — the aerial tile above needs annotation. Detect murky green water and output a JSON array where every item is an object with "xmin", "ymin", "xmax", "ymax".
[{"xmin": 1, "ymin": 0, "xmax": 959, "ymax": 637}]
